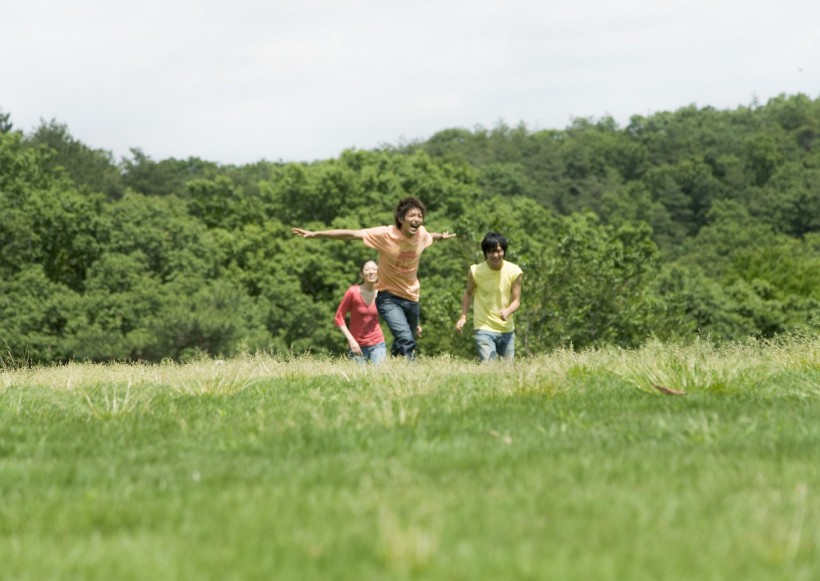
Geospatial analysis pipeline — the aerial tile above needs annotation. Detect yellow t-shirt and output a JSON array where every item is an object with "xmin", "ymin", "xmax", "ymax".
[
  {"xmin": 362, "ymin": 225, "xmax": 434, "ymax": 302},
  {"xmin": 471, "ymin": 260, "xmax": 523, "ymax": 333}
]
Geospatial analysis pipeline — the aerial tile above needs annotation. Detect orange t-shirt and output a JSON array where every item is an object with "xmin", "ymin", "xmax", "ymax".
[{"xmin": 361, "ymin": 225, "xmax": 434, "ymax": 302}]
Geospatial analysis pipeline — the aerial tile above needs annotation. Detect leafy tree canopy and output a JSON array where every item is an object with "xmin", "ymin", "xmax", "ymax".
[{"xmin": 0, "ymin": 94, "xmax": 818, "ymax": 363}]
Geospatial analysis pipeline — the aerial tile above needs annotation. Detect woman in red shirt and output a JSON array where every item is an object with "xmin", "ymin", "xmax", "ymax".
[{"xmin": 334, "ymin": 260, "xmax": 386, "ymax": 364}]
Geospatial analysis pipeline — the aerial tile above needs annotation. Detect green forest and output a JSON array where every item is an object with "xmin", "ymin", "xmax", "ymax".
[{"xmin": 1, "ymin": 93, "xmax": 818, "ymax": 364}]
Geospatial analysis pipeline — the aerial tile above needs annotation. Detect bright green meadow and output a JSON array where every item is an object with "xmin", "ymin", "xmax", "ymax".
[{"xmin": 1, "ymin": 337, "xmax": 819, "ymax": 580}]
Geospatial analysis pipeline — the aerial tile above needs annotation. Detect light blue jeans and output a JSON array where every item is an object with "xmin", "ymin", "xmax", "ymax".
[
  {"xmin": 375, "ymin": 291, "xmax": 419, "ymax": 359},
  {"xmin": 474, "ymin": 330, "xmax": 515, "ymax": 362},
  {"xmin": 350, "ymin": 341, "xmax": 386, "ymax": 365}
]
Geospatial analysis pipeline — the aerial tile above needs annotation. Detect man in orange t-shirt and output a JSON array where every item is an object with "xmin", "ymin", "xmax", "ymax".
[{"xmin": 293, "ymin": 197, "xmax": 456, "ymax": 358}]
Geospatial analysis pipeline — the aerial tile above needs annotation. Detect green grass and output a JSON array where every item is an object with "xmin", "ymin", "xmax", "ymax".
[{"xmin": 1, "ymin": 337, "xmax": 819, "ymax": 580}]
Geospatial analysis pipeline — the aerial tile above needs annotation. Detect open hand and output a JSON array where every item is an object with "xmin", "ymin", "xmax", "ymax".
[{"xmin": 292, "ymin": 227, "xmax": 314, "ymax": 238}]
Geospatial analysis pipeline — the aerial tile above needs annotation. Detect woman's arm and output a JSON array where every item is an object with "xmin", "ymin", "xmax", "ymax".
[
  {"xmin": 335, "ymin": 290, "xmax": 362, "ymax": 355},
  {"xmin": 338, "ymin": 322, "xmax": 362, "ymax": 356}
]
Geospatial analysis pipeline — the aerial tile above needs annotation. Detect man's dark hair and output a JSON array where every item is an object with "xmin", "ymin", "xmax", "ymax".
[
  {"xmin": 481, "ymin": 232, "xmax": 508, "ymax": 257},
  {"xmin": 394, "ymin": 197, "xmax": 426, "ymax": 228}
]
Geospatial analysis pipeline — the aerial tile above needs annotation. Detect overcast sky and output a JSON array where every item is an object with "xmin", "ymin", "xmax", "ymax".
[{"xmin": 3, "ymin": 0, "xmax": 820, "ymax": 165}]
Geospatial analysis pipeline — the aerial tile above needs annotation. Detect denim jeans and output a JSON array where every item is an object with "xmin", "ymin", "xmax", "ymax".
[
  {"xmin": 350, "ymin": 341, "xmax": 386, "ymax": 365},
  {"xmin": 375, "ymin": 291, "xmax": 419, "ymax": 358},
  {"xmin": 474, "ymin": 330, "xmax": 515, "ymax": 362}
]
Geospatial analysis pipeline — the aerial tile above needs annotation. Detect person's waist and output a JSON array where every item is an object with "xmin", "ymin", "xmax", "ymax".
[{"xmin": 376, "ymin": 289, "xmax": 419, "ymax": 302}]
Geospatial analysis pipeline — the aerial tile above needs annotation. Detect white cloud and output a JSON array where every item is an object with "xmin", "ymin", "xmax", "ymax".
[{"xmin": 3, "ymin": 0, "xmax": 820, "ymax": 164}]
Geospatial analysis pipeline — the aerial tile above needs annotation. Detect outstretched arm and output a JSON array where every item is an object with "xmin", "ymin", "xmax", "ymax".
[
  {"xmin": 430, "ymin": 231, "xmax": 457, "ymax": 241},
  {"xmin": 292, "ymin": 228, "xmax": 365, "ymax": 240}
]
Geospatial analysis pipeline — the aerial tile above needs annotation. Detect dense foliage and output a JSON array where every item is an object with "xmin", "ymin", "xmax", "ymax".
[{"xmin": 0, "ymin": 95, "xmax": 818, "ymax": 363}]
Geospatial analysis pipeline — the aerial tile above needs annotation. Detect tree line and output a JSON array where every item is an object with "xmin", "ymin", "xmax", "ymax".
[{"xmin": 0, "ymin": 93, "xmax": 818, "ymax": 364}]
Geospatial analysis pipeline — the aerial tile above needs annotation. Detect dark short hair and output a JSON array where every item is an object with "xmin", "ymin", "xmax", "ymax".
[
  {"xmin": 394, "ymin": 197, "xmax": 426, "ymax": 228},
  {"xmin": 481, "ymin": 232, "xmax": 508, "ymax": 257}
]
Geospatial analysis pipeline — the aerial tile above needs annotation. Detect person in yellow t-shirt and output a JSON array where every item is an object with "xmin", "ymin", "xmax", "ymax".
[
  {"xmin": 292, "ymin": 197, "xmax": 456, "ymax": 359},
  {"xmin": 456, "ymin": 232, "xmax": 523, "ymax": 362}
]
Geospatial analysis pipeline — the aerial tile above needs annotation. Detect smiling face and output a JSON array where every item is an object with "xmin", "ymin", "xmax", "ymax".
[
  {"xmin": 360, "ymin": 261, "xmax": 379, "ymax": 284},
  {"xmin": 480, "ymin": 233, "xmax": 509, "ymax": 270},
  {"xmin": 485, "ymin": 243, "xmax": 505, "ymax": 270},
  {"xmin": 398, "ymin": 207, "xmax": 424, "ymax": 238}
]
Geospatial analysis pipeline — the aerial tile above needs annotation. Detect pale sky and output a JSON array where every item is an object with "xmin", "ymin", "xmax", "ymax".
[{"xmin": 3, "ymin": 0, "xmax": 819, "ymax": 165}]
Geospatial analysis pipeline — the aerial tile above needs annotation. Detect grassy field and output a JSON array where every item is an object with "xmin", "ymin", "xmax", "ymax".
[{"xmin": 1, "ymin": 337, "xmax": 819, "ymax": 580}]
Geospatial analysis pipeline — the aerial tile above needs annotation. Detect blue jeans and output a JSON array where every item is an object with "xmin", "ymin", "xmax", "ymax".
[
  {"xmin": 375, "ymin": 291, "xmax": 419, "ymax": 359},
  {"xmin": 474, "ymin": 330, "xmax": 515, "ymax": 362},
  {"xmin": 350, "ymin": 341, "xmax": 386, "ymax": 365}
]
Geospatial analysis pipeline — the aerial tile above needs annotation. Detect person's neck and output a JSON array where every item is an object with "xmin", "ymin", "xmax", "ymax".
[{"xmin": 361, "ymin": 281, "xmax": 377, "ymax": 292}]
